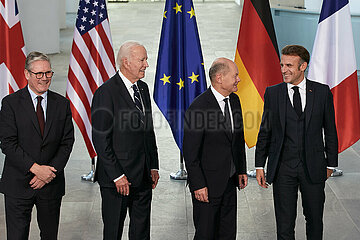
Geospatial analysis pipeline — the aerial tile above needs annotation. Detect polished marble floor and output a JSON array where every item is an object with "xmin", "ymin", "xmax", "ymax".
[{"xmin": 1, "ymin": 2, "xmax": 360, "ymax": 239}]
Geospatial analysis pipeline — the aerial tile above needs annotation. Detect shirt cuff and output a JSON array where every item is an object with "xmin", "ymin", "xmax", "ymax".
[
  {"xmin": 327, "ymin": 167, "xmax": 336, "ymax": 170},
  {"xmin": 113, "ymin": 174, "xmax": 125, "ymax": 182},
  {"xmin": 255, "ymin": 167, "xmax": 264, "ymax": 170}
]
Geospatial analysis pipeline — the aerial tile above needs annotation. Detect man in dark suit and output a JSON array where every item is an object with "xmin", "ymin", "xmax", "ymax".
[
  {"xmin": 0, "ymin": 51, "xmax": 75, "ymax": 240},
  {"xmin": 183, "ymin": 58, "xmax": 248, "ymax": 240},
  {"xmin": 255, "ymin": 45, "xmax": 338, "ymax": 240},
  {"xmin": 91, "ymin": 41, "xmax": 159, "ymax": 240}
]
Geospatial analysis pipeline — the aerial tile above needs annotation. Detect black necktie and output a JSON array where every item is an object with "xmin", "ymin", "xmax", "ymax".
[
  {"xmin": 224, "ymin": 98, "xmax": 235, "ymax": 176},
  {"xmin": 132, "ymin": 84, "xmax": 143, "ymax": 114},
  {"xmin": 223, "ymin": 98, "xmax": 232, "ymax": 132},
  {"xmin": 36, "ymin": 96, "xmax": 45, "ymax": 136},
  {"xmin": 292, "ymin": 86, "xmax": 302, "ymax": 117}
]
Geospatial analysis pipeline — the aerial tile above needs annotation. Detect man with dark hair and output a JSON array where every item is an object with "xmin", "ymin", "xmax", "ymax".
[
  {"xmin": 91, "ymin": 41, "xmax": 159, "ymax": 240},
  {"xmin": 255, "ymin": 45, "xmax": 338, "ymax": 239},
  {"xmin": 183, "ymin": 57, "xmax": 247, "ymax": 239},
  {"xmin": 0, "ymin": 51, "xmax": 75, "ymax": 239}
]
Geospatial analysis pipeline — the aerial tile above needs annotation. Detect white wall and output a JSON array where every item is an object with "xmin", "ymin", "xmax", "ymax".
[
  {"xmin": 18, "ymin": 0, "xmax": 59, "ymax": 54},
  {"xmin": 66, "ymin": 0, "xmax": 79, "ymax": 13}
]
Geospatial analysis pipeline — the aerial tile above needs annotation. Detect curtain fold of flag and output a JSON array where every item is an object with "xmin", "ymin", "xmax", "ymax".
[
  {"xmin": 308, "ymin": 0, "xmax": 360, "ymax": 153},
  {"xmin": 0, "ymin": 0, "xmax": 26, "ymax": 102},
  {"xmin": 154, "ymin": 0, "xmax": 207, "ymax": 152},
  {"xmin": 66, "ymin": 0, "xmax": 116, "ymax": 158},
  {"xmin": 234, "ymin": 0, "xmax": 282, "ymax": 148}
]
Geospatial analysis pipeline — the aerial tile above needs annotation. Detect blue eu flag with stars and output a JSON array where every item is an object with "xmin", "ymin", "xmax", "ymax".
[{"xmin": 154, "ymin": 0, "xmax": 207, "ymax": 152}]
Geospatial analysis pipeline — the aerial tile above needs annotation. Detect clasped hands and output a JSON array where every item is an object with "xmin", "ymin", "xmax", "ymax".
[{"xmin": 29, "ymin": 163, "xmax": 57, "ymax": 190}]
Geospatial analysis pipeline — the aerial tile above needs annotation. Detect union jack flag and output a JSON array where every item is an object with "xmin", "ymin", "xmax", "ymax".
[
  {"xmin": 0, "ymin": 0, "xmax": 26, "ymax": 102},
  {"xmin": 66, "ymin": 0, "xmax": 116, "ymax": 158}
]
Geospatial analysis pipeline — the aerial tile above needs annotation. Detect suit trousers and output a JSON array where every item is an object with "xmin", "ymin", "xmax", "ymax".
[
  {"xmin": 100, "ymin": 182, "xmax": 152, "ymax": 240},
  {"xmin": 192, "ymin": 177, "xmax": 237, "ymax": 240},
  {"xmin": 273, "ymin": 161, "xmax": 325, "ymax": 240},
  {"xmin": 4, "ymin": 195, "xmax": 62, "ymax": 240}
]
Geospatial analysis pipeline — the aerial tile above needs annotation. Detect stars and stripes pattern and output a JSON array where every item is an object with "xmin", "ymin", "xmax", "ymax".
[
  {"xmin": 0, "ymin": 0, "xmax": 27, "ymax": 102},
  {"xmin": 66, "ymin": 0, "xmax": 116, "ymax": 159}
]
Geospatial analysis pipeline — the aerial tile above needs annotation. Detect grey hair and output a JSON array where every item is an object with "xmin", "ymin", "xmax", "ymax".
[
  {"xmin": 116, "ymin": 41, "xmax": 144, "ymax": 68},
  {"xmin": 25, "ymin": 51, "xmax": 51, "ymax": 70},
  {"xmin": 209, "ymin": 58, "xmax": 230, "ymax": 82}
]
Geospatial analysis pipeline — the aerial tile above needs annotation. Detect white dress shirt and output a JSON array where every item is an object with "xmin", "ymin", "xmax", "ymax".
[
  {"xmin": 287, "ymin": 77, "xmax": 306, "ymax": 111},
  {"xmin": 210, "ymin": 85, "xmax": 234, "ymax": 132},
  {"xmin": 28, "ymin": 85, "xmax": 47, "ymax": 121}
]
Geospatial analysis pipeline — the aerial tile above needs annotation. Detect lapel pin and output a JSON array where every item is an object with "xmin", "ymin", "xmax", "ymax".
[{"xmin": 309, "ymin": 89, "xmax": 313, "ymax": 92}]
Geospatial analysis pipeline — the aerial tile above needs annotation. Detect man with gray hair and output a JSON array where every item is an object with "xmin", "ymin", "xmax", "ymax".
[
  {"xmin": 183, "ymin": 57, "xmax": 247, "ymax": 239},
  {"xmin": 0, "ymin": 51, "xmax": 75, "ymax": 239},
  {"xmin": 92, "ymin": 41, "xmax": 159, "ymax": 239}
]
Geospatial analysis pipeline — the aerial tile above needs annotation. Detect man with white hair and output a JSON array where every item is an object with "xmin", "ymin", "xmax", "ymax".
[{"xmin": 91, "ymin": 41, "xmax": 160, "ymax": 239}]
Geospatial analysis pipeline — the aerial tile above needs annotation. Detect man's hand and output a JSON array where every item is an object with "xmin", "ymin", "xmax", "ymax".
[
  {"xmin": 115, "ymin": 176, "xmax": 131, "ymax": 196},
  {"xmin": 238, "ymin": 174, "xmax": 248, "ymax": 189},
  {"xmin": 256, "ymin": 169, "xmax": 268, "ymax": 188},
  {"xmin": 29, "ymin": 176, "xmax": 46, "ymax": 190},
  {"xmin": 194, "ymin": 187, "xmax": 209, "ymax": 203},
  {"xmin": 150, "ymin": 170, "xmax": 159, "ymax": 189},
  {"xmin": 327, "ymin": 168, "xmax": 334, "ymax": 179},
  {"xmin": 30, "ymin": 163, "xmax": 57, "ymax": 183}
]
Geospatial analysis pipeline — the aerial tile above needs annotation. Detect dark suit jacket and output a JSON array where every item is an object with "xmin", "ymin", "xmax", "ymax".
[
  {"xmin": 0, "ymin": 87, "xmax": 74, "ymax": 199},
  {"xmin": 91, "ymin": 72, "xmax": 159, "ymax": 188},
  {"xmin": 183, "ymin": 88, "xmax": 247, "ymax": 198},
  {"xmin": 255, "ymin": 80, "xmax": 338, "ymax": 184}
]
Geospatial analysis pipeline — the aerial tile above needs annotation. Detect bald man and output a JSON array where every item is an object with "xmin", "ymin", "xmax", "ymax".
[
  {"xmin": 183, "ymin": 58, "xmax": 248, "ymax": 239},
  {"xmin": 91, "ymin": 41, "xmax": 159, "ymax": 240}
]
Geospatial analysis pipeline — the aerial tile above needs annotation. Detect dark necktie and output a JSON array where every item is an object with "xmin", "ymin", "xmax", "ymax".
[
  {"xmin": 36, "ymin": 96, "xmax": 45, "ymax": 136},
  {"xmin": 292, "ymin": 86, "xmax": 302, "ymax": 117},
  {"xmin": 224, "ymin": 98, "xmax": 235, "ymax": 176},
  {"xmin": 132, "ymin": 84, "xmax": 144, "ymax": 114},
  {"xmin": 223, "ymin": 98, "xmax": 232, "ymax": 132}
]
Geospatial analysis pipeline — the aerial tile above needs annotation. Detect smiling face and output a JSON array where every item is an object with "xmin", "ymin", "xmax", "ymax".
[
  {"xmin": 25, "ymin": 60, "xmax": 52, "ymax": 95},
  {"xmin": 280, "ymin": 54, "xmax": 307, "ymax": 85},
  {"xmin": 218, "ymin": 61, "xmax": 240, "ymax": 96},
  {"xmin": 124, "ymin": 45, "xmax": 149, "ymax": 83}
]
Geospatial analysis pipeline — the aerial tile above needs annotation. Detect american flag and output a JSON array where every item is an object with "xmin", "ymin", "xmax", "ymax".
[
  {"xmin": 66, "ymin": 0, "xmax": 116, "ymax": 158},
  {"xmin": 0, "ymin": 0, "xmax": 27, "ymax": 102}
]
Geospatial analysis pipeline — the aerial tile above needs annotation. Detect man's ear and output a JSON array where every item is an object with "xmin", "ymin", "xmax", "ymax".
[
  {"xmin": 300, "ymin": 61, "xmax": 308, "ymax": 72},
  {"xmin": 24, "ymin": 69, "xmax": 30, "ymax": 80},
  {"xmin": 215, "ymin": 73, "xmax": 222, "ymax": 84}
]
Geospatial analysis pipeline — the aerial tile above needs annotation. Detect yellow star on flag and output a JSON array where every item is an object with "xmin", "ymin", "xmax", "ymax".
[
  {"xmin": 187, "ymin": 7, "xmax": 195, "ymax": 19},
  {"xmin": 188, "ymin": 72, "xmax": 199, "ymax": 83},
  {"xmin": 164, "ymin": 10, "xmax": 167, "ymax": 19},
  {"xmin": 173, "ymin": 3, "xmax": 182, "ymax": 14},
  {"xmin": 160, "ymin": 74, "xmax": 171, "ymax": 85},
  {"xmin": 177, "ymin": 78, "xmax": 184, "ymax": 90}
]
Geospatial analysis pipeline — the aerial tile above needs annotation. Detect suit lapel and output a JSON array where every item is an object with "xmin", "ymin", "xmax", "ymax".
[
  {"xmin": 305, "ymin": 79, "xmax": 314, "ymax": 130},
  {"xmin": 279, "ymin": 83, "xmax": 287, "ymax": 132},
  {"xmin": 207, "ymin": 88, "xmax": 232, "ymax": 141},
  {"xmin": 116, "ymin": 73, "xmax": 138, "ymax": 112},
  {"xmin": 43, "ymin": 91, "xmax": 57, "ymax": 140},
  {"xmin": 21, "ymin": 88, "xmax": 42, "ymax": 137}
]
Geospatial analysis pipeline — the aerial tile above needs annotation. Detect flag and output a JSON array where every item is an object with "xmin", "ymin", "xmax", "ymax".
[
  {"xmin": 154, "ymin": 0, "xmax": 207, "ymax": 152},
  {"xmin": 234, "ymin": 0, "xmax": 282, "ymax": 148},
  {"xmin": 308, "ymin": 0, "xmax": 360, "ymax": 153},
  {"xmin": 0, "ymin": 0, "xmax": 26, "ymax": 102},
  {"xmin": 66, "ymin": 0, "xmax": 116, "ymax": 159}
]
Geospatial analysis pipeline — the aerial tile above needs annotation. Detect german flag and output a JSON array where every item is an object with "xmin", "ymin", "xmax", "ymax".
[{"xmin": 235, "ymin": 0, "xmax": 282, "ymax": 147}]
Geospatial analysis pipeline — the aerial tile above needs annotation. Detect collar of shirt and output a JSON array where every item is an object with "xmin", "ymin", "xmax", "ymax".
[
  {"xmin": 27, "ymin": 85, "xmax": 48, "ymax": 120},
  {"xmin": 210, "ymin": 85, "xmax": 229, "ymax": 112},
  {"xmin": 118, "ymin": 71, "xmax": 139, "ymax": 101},
  {"xmin": 287, "ymin": 77, "xmax": 306, "ymax": 111}
]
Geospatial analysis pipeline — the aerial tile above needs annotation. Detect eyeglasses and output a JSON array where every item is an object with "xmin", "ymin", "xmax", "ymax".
[{"xmin": 27, "ymin": 70, "xmax": 54, "ymax": 79}]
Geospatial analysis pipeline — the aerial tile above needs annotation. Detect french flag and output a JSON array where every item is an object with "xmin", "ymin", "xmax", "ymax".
[{"xmin": 308, "ymin": 0, "xmax": 360, "ymax": 153}]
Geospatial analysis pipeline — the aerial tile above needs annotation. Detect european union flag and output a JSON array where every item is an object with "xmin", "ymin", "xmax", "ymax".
[{"xmin": 154, "ymin": 0, "xmax": 207, "ymax": 152}]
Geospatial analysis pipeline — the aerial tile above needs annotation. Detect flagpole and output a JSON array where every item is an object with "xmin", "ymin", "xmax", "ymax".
[
  {"xmin": 170, "ymin": 152, "xmax": 187, "ymax": 180},
  {"xmin": 81, "ymin": 157, "xmax": 96, "ymax": 182}
]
